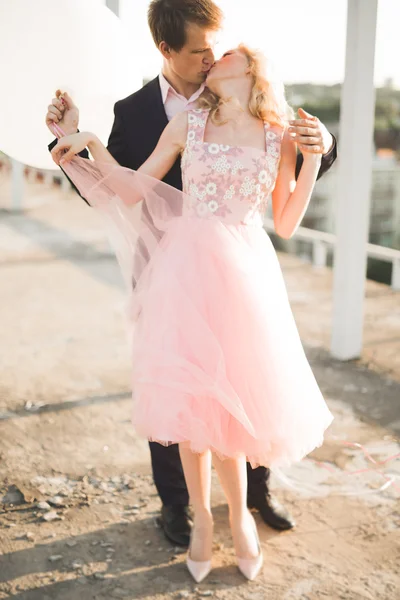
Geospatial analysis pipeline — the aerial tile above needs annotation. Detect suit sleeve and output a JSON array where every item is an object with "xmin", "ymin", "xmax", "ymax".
[
  {"xmin": 295, "ymin": 134, "xmax": 337, "ymax": 181},
  {"xmin": 48, "ymin": 133, "xmax": 91, "ymax": 205},
  {"xmin": 106, "ymin": 101, "xmax": 130, "ymax": 167}
]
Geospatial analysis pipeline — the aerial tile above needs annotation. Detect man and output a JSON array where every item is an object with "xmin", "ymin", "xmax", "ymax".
[{"xmin": 46, "ymin": 0, "xmax": 337, "ymax": 547}]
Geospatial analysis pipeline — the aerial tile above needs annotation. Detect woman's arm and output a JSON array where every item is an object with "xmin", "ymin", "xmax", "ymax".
[
  {"xmin": 51, "ymin": 111, "xmax": 188, "ymax": 182},
  {"xmin": 272, "ymin": 129, "xmax": 322, "ymax": 239}
]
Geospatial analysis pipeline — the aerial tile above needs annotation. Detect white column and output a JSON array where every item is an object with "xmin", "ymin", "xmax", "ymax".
[
  {"xmin": 331, "ymin": 0, "xmax": 378, "ymax": 360},
  {"xmin": 11, "ymin": 158, "xmax": 24, "ymax": 211}
]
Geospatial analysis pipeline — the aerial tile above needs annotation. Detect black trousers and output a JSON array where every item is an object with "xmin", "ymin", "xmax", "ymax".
[{"xmin": 149, "ymin": 441, "xmax": 271, "ymax": 506}]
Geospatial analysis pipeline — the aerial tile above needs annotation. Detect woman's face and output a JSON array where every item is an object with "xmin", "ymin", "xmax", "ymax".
[{"xmin": 206, "ymin": 48, "xmax": 249, "ymax": 85}]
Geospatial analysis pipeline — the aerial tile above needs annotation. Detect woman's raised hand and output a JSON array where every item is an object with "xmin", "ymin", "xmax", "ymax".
[{"xmin": 51, "ymin": 132, "xmax": 95, "ymax": 166}]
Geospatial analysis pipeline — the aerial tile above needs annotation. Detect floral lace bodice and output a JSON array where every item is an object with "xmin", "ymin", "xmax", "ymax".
[{"xmin": 181, "ymin": 108, "xmax": 284, "ymax": 226}]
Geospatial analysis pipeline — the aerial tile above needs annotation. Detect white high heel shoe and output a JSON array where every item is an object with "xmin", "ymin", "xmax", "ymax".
[
  {"xmin": 235, "ymin": 514, "xmax": 263, "ymax": 581},
  {"xmin": 186, "ymin": 554, "xmax": 212, "ymax": 583},
  {"xmin": 186, "ymin": 523, "xmax": 213, "ymax": 583}
]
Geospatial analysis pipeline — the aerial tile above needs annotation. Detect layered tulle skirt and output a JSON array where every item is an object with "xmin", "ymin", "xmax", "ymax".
[
  {"xmin": 63, "ymin": 158, "xmax": 334, "ymax": 468},
  {"xmin": 131, "ymin": 216, "xmax": 333, "ymax": 468}
]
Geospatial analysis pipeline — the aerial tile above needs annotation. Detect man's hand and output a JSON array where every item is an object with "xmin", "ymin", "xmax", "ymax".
[
  {"xmin": 288, "ymin": 108, "xmax": 333, "ymax": 156},
  {"xmin": 51, "ymin": 132, "xmax": 95, "ymax": 166},
  {"xmin": 45, "ymin": 90, "xmax": 79, "ymax": 136}
]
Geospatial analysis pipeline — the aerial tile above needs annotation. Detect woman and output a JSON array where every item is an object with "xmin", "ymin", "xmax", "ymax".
[{"xmin": 51, "ymin": 45, "xmax": 333, "ymax": 582}]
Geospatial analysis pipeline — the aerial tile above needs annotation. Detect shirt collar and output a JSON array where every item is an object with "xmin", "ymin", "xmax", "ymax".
[{"xmin": 159, "ymin": 72, "xmax": 205, "ymax": 105}]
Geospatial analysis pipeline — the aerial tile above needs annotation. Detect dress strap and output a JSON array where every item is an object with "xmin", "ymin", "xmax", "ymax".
[
  {"xmin": 186, "ymin": 108, "xmax": 209, "ymax": 146},
  {"xmin": 263, "ymin": 120, "xmax": 285, "ymax": 148}
]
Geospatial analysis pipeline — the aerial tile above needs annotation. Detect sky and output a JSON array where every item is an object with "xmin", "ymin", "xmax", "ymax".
[{"xmin": 116, "ymin": 0, "xmax": 400, "ymax": 88}]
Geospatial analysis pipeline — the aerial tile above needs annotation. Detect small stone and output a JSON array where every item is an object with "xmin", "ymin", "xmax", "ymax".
[
  {"xmin": 77, "ymin": 577, "xmax": 88, "ymax": 585},
  {"xmin": 2, "ymin": 485, "xmax": 26, "ymax": 505},
  {"xmin": 37, "ymin": 501, "xmax": 51, "ymax": 510},
  {"xmin": 111, "ymin": 588, "xmax": 131, "ymax": 598},
  {"xmin": 100, "ymin": 542, "xmax": 113, "ymax": 548},
  {"xmin": 91, "ymin": 541, "xmax": 99, "ymax": 546},
  {"xmin": 94, "ymin": 572, "xmax": 106, "ymax": 580},
  {"xmin": 48, "ymin": 496, "xmax": 64, "ymax": 507},
  {"xmin": 106, "ymin": 558, "xmax": 113, "ymax": 563},
  {"xmin": 25, "ymin": 532, "xmax": 35, "ymax": 541},
  {"xmin": 198, "ymin": 591, "xmax": 213, "ymax": 597},
  {"xmin": 144, "ymin": 540, "xmax": 151, "ymax": 546},
  {"xmin": 48, "ymin": 555, "xmax": 63, "ymax": 562},
  {"xmin": 176, "ymin": 592, "xmax": 191, "ymax": 599},
  {"xmin": 66, "ymin": 540, "xmax": 77, "ymax": 547},
  {"xmin": 71, "ymin": 559, "xmax": 84, "ymax": 570},
  {"xmin": 42, "ymin": 511, "xmax": 61, "ymax": 522}
]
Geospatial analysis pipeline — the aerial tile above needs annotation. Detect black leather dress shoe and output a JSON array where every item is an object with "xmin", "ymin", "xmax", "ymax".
[
  {"xmin": 157, "ymin": 505, "xmax": 192, "ymax": 547},
  {"xmin": 247, "ymin": 494, "xmax": 295, "ymax": 531}
]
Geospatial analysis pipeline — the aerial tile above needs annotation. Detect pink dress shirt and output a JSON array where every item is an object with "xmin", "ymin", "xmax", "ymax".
[{"xmin": 159, "ymin": 73, "xmax": 205, "ymax": 121}]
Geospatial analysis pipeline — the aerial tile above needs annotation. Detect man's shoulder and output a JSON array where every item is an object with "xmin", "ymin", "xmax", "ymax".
[{"xmin": 115, "ymin": 77, "xmax": 161, "ymax": 114}]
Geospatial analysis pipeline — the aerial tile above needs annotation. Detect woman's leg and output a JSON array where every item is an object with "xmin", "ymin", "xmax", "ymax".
[
  {"xmin": 212, "ymin": 453, "xmax": 259, "ymax": 558},
  {"xmin": 179, "ymin": 445, "xmax": 213, "ymax": 561}
]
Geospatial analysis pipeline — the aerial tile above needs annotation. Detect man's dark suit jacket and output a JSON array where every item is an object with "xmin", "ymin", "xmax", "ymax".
[{"xmin": 49, "ymin": 76, "xmax": 337, "ymax": 204}]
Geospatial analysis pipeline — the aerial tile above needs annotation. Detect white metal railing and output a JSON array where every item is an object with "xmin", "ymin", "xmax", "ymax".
[{"xmin": 264, "ymin": 217, "xmax": 400, "ymax": 291}]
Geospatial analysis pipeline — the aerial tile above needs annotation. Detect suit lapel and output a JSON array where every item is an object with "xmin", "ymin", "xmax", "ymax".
[{"xmin": 146, "ymin": 77, "xmax": 169, "ymax": 139}]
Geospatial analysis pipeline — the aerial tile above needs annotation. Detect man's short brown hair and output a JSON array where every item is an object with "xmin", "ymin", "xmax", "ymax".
[{"xmin": 148, "ymin": 0, "xmax": 223, "ymax": 51}]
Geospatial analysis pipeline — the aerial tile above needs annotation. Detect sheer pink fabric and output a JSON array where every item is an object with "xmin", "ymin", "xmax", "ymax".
[{"xmin": 61, "ymin": 109, "xmax": 334, "ymax": 468}]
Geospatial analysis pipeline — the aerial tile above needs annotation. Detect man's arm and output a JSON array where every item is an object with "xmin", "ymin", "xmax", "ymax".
[
  {"xmin": 289, "ymin": 108, "xmax": 337, "ymax": 181},
  {"xmin": 296, "ymin": 134, "xmax": 337, "ymax": 181},
  {"xmin": 106, "ymin": 101, "xmax": 131, "ymax": 167}
]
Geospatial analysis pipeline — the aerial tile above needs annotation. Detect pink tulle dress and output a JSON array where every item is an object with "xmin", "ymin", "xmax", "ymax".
[{"xmin": 63, "ymin": 108, "xmax": 334, "ymax": 468}]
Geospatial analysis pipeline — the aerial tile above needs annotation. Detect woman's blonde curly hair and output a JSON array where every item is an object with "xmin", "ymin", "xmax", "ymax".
[{"xmin": 199, "ymin": 44, "xmax": 294, "ymax": 127}]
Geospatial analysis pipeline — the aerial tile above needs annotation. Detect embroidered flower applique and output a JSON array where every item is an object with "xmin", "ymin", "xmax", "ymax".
[
  {"xmin": 206, "ymin": 182, "xmax": 217, "ymax": 196},
  {"xmin": 258, "ymin": 170, "xmax": 268, "ymax": 185},
  {"xmin": 223, "ymin": 185, "xmax": 235, "ymax": 201},
  {"xmin": 267, "ymin": 143, "xmax": 280, "ymax": 158},
  {"xmin": 231, "ymin": 160, "xmax": 244, "ymax": 175},
  {"xmin": 188, "ymin": 112, "xmax": 206, "ymax": 128},
  {"xmin": 240, "ymin": 176, "xmax": 257, "ymax": 198},
  {"xmin": 208, "ymin": 200, "xmax": 219, "ymax": 212},
  {"xmin": 189, "ymin": 182, "xmax": 206, "ymax": 200},
  {"xmin": 207, "ymin": 143, "xmax": 220, "ymax": 155},
  {"xmin": 212, "ymin": 155, "xmax": 230, "ymax": 175}
]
